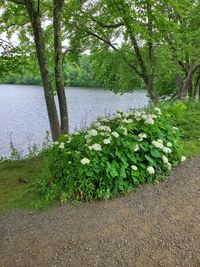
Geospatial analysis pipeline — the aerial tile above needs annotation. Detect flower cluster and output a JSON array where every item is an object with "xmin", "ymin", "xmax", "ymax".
[{"xmin": 39, "ymin": 107, "xmax": 185, "ymax": 202}]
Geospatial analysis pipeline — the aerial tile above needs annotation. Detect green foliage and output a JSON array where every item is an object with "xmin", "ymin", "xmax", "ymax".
[
  {"xmin": 37, "ymin": 108, "xmax": 184, "ymax": 203},
  {"xmin": 156, "ymin": 101, "xmax": 200, "ymax": 156}
]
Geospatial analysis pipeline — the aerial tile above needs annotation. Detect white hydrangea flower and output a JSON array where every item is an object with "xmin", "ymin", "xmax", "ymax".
[
  {"xmin": 88, "ymin": 129, "xmax": 98, "ymax": 137},
  {"xmin": 122, "ymin": 118, "xmax": 133, "ymax": 124},
  {"xmin": 89, "ymin": 143, "xmax": 102, "ymax": 151},
  {"xmin": 149, "ymin": 114, "xmax": 157, "ymax": 119},
  {"xmin": 81, "ymin": 158, "xmax": 90, "ymax": 164},
  {"xmin": 163, "ymin": 147, "xmax": 172, "ymax": 154},
  {"xmin": 94, "ymin": 122, "xmax": 101, "ymax": 127},
  {"xmin": 167, "ymin": 142, "xmax": 172, "ymax": 147},
  {"xmin": 134, "ymin": 111, "xmax": 141, "ymax": 117},
  {"xmin": 114, "ymin": 113, "xmax": 122, "ymax": 119},
  {"xmin": 54, "ymin": 141, "xmax": 59, "ymax": 145},
  {"xmin": 99, "ymin": 132, "xmax": 106, "ymax": 136},
  {"xmin": 122, "ymin": 112, "xmax": 129, "ymax": 118},
  {"xmin": 181, "ymin": 156, "xmax": 186, "ymax": 162},
  {"xmin": 112, "ymin": 131, "xmax": 119, "ymax": 138},
  {"xmin": 172, "ymin": 127, "xmax": 178, "ymax": 131},
  {"xmin": 59, "ymin": 142, "xmax": 65, "ymax": 149},
  {"xmin": 131, "ymin": 165, "xmax": 138, "ymax": 171},
  {"xmin": 154, "ymin": 107, "xmax": 162, "ymax": 115},
  {"xmin": 141, "ymin": 114, "xmax": 147, "ymax": 120},
  {"xmin": 162, "ymin": 155, "xmax": 169, "ymax": 164},
  {"xmin": 167, "ymin": 163, "xmax": 172, "ymax": 170},
  {"xmin": 68, "ymin": 161, "xmax": 72, "ymax": 164},
  {"xmin": 145, "ymin": 117, "xmax": 154, "ymax": 125},
  {"xmin": 138, "ymin": 133, "xmax": 147, "ymax": 141},
  {"xmin": 99, "ymin": 117, "xmax": 109, "ymax": 122},
  {"xmin": 152, "ymin": 141, "xmax": 164, "ymax": 149},
  {"xmin": 147, "ymin": 166, "xmax": 155, "ymax": 174},
  {"xmin": 134, "ymin": 144, "xmax": 140, "ymax": 152},
  {"xmin": 103, "ymin": 138, "xmax": 111, "ymax": 144},
  {"xmin": 157, "ymin": 139, "xmax": 163, "ymax": 144}
]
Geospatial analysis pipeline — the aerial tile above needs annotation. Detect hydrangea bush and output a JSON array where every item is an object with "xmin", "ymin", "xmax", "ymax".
[{"xmin": 38, "ymin": 107, "xmax": 185, "ymax": 202}]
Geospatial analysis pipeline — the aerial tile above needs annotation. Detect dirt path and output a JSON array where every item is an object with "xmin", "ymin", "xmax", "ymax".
[{"xmin": 1, "ymin": 157, "xmax": 200, "ymax": 267}]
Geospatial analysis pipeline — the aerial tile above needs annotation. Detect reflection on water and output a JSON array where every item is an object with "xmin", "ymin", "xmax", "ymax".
[{"xmin": 0, "ymin": 84, "xmax": 148, "ymax": 156}]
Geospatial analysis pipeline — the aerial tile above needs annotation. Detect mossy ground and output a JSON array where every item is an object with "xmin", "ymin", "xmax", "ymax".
[
  {"xmin": 0, "ymin": 157, "xmax": 52, "ymax": 215},
  {"xmin": 1, "ymin": 101, "xmax": 200, "ymax": 214}
]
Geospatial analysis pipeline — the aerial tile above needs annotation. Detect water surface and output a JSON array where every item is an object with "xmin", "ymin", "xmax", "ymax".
[{"xmin": 0, "ymin": 84, "xmax": 148, "ymax": 156}]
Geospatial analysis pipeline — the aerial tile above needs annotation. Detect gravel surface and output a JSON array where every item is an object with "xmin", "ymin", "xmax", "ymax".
[{"xmin": 1, "ymin": 157, "xmax": 200, "ymax": 267}]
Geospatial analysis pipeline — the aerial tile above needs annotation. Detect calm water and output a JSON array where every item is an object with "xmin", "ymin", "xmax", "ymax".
[{"xmin": 0, "ymin": 84, "xmax": 148, "ymax": 156}]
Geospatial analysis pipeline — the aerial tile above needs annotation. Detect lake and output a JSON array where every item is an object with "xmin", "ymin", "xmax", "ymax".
[{"xmin": 0, "ymin": 84, "xmax": 149, "ymax": 156}]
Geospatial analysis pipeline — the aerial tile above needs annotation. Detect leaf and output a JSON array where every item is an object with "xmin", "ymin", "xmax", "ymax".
[
  {"xmin": 150, "ymin": 149, "xmax": 161, "ymax": 158},
  {"xmin": 145, "ymin": 154, "xmax": 155, "ymax": 165}
]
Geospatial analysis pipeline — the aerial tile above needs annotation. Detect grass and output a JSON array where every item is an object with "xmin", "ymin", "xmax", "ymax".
[
  {"xmin": 0, "ymin": 156, "xmax": 52, "ymax": 215},
  {"xmin": 0, "ymin": 101, "xmax": 200, "ymax": 214}
]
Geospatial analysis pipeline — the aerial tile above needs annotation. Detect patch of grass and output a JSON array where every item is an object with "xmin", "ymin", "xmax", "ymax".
[
  {"xmin": 0, "ymin": 157, "xmax": 52, "ymax": 215},
  {"xmin": 159, "ymin": 101, "xmax": 200, "ymax": 157}
]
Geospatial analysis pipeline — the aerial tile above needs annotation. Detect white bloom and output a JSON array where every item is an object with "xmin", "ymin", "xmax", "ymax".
[
  {"xmin": 68, "ymin": 161, "xmax": 71, "ymax": 164},
  {"xmin": 149, "ymin": 114, "xmax": 157, "ymax": 119},
  {"xmin": 103, "ymin": 138, "xmax": 111, "ymax": 144},
  {"xmin": 81, "ymin": 158, "xmax": 90, "ymax": 164},
  {"xmin": 88, "ymin": 129, "xmax": 98, "ymax": 137},
  {"xmin": 134, "ymin": 111, "xmax": 141, "ymax": 117},
  {"xmin": 104, "ymin": 126, "xmax": 111, "ymax": 132},
  {"xmin": 111, "ymin": 131, "xmax": 119, "ymax": 138},
  {"xmin": 152, "ymin": 141, "xmax": 164, "ymax": 149},
  {"xmin": 99, "ymin": 117, "xmax": 109, "ymax": 123},
  {"xmin": 162, "ymin": 155, "xmax": 169, "ymax": 164},
  {"xmin": 145, "ymin": 117, "xmax": 154, "ymax": 125},
  {"xmin": 122, "ymin": 118, "xmax": 133, "ymax": 124},
  {"xmin": 141, "ymin": 114, "xmax": 147, "ymax": 120},
  {"xmin": 89, "ymin": 143, "xmax": 102, "ymax": 151},
  {"xmin": 99, "ymin": 132, "xmax": 106, "ymax": 136},
  {"xmin": 94, "ymin": 122, "xmax": 101, "ymax": 127},
  {"xmin": 154, "ymin": 107, "xmax": 162, "ymax": 115},
  {"xmin": 73, "ymin": 131, "xmax": 79, "ymax": 135},
  {"xmin": 122, "ymin": 112, "xmax": 129, "ymax": 118},
  {"xmin": 181, "ymin": 156, "xmax": 186, "ymax": 162},
  {"xmin": 172, "ymin": 127, "xmax": 178, "ymax": 131},
  {"xmin": 119, "ymin": 126, "xmax": 128, "ymax": 136},
  {"xmin": 138, "ymin": 133, "xmax": 147, "ymax": 141},
  {"xmin": 134, "ymin": 144, "xmax": 140, "ymax": 152},
  {"xmin": 163, "ymin": 147, "xmax": 172, "ymax": 154},
  {"xmin": 167, "ymin": 163, "xmax": 172, "ymax": 170},
  {"xmin": 167, "ymin": 142, "xmax": 172, "ymax": 147},
  {"xmin": 54, "ymin": 141, "xmax": 59, "ymax": 145},
  {"xmin": 59, "ymin": 142, "xmax": 65, "ymax": 149},
  {"xmin": 147, "ymin": 166, "xmax": 155, "ymax": 174},
  {"xmin": 131, "ymin": 165, "xmax": 138, "ymax": 171},
  {"xmin": 114, "ymin": 113, "xmax": 122, "ymax": 119},
  {"xmin": 98, "ymin": 125, "xmax": 111, "ymax": 132}
]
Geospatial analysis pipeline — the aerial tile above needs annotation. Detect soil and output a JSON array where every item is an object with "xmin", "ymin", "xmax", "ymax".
[{"xmin": 1, "ymin": 157, "xmax": 200, "ymax": 267}]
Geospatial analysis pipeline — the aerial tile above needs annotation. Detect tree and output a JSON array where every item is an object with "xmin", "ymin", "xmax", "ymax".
[{"xmin": 1, "ymin": 0, "xmax": 69, "ymax": 140}]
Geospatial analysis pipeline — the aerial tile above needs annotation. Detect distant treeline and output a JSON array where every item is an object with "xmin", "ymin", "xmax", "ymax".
[{"xmin": 0, "ymin": 56, "xmax": 104, "ymax": 88}]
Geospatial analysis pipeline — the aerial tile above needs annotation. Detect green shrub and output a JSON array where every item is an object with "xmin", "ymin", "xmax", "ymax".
[{"xmin": 37, "ymin": 107, "xmax": 185, "ymax": 203}]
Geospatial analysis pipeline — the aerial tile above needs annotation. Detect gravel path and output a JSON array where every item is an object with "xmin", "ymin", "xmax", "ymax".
[{"xmin": 1, "ymin": 157, "xmax": 200, "ymax": 267}]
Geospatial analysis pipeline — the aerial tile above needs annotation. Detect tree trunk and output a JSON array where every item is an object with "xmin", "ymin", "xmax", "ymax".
[
  {"xmin": 25, "ymin": 1, "xmax": 61, "ymax": 141},
  {"xmin": 53, "ymin": 0, "xmax": 69, "ymax": 134},
  {"xmin": 179, "ymin": 62, "xmax": 200, "ymax": 100},
  {"xmin": 195, "ymin": 74, "xmax": 200, "ymax": 102},
  {"xmin": 145, "ymin": 76, "xmax": 158, "ymax": 103}
]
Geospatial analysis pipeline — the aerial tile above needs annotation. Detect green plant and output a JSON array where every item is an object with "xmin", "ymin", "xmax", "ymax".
[{"xmin": 37, "ymin": 107, "xmax": 185, "ymax": 203}]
